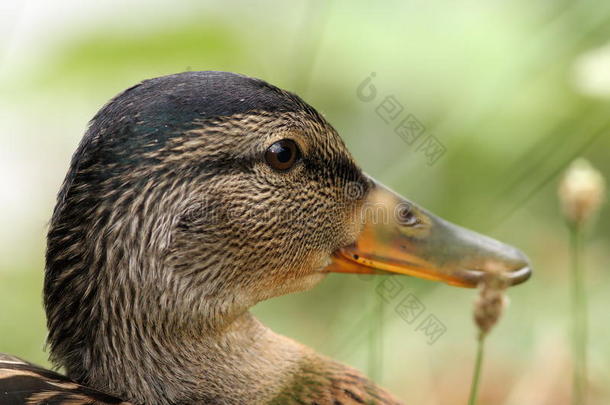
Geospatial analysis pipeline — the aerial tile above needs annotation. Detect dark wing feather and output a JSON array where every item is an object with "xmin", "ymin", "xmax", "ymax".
[{"xmin": 0, "ymin": 354, "xmax": 129, "ymax": 405}]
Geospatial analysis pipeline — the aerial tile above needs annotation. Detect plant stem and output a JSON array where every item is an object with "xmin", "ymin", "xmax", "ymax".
[
  {"xmin": 467, "ymin": 335, "xmax": 485, "ymax": 405},
  {"xmin": 570, "ymin": 224, "xmax": 587, "ymax": 405}
]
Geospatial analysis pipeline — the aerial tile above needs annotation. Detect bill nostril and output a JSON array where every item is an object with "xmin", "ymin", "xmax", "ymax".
[{"xmin": 395, "ymin": 204, "xmax": 419, "ymax": 227}]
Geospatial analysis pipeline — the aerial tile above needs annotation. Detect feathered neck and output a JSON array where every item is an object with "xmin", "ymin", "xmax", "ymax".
[{"xmin": 80, "ymin": 311, "xmax": 305, "ymax": 404}]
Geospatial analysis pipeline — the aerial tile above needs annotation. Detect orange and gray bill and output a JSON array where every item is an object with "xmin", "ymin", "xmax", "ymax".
[{"xmin": 326, "ymin": 176, "xmax": 532, "ymax": 288}]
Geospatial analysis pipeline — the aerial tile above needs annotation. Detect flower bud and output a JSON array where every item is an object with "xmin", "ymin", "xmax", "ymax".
[{"xmin": 559, "ymin": 159, "xmax": 606, "ymax": 226}]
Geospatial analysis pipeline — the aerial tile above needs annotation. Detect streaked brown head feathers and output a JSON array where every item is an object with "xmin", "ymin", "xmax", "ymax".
[
  {"xmin": 43, "ymin": 71, "xmax": 372, "ymax": 404},
  {"xmin": 2, "ymin": 70, "xmax": 530, "ymax": 405}
]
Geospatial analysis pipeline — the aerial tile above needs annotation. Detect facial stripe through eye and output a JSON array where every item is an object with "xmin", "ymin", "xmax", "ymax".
[{"xmin": 302, "ymin": 155, "xmax": 366, "ymax": 193}]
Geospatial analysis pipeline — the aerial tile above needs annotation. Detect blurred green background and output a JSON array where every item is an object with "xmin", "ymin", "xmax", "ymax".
[{"xmin": 1, "ymin": 1, "xmax": 609, "ymax": 404}]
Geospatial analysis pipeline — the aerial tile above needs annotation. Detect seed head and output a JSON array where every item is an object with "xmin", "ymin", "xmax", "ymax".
[
  {"xmin": 559, "ymin": 158, "xmax": 606, "ymax": 226},
  {"xmin": 474, "ymin": 273, "xmax": 509, "ymax": 340}
]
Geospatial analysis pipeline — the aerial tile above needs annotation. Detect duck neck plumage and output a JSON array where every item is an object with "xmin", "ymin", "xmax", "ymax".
[
  {"xmin": 42, "ymin": 71, "xmax": 391, "ymax": 404},
  {"xmin": 44, "ymin": 203, "xmax": 305, "ymax": 404},
  {"xmin": 86, "ymin": 308, "xmax": 304, "ymax": 405},
  {"xmin": 50, "ymin": 254, "xmax": 306, "ymax": 404}
]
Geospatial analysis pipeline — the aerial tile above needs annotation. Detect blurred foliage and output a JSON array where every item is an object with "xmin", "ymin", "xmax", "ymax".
[{"xmin": 1, "ymin": 1, "xmax": 609, "ymax": 404}]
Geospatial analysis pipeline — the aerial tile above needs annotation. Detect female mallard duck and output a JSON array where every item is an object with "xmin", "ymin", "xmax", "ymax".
[{"xmin": 0, "ymin": 71, "xmax": 531, "ymax": 405}]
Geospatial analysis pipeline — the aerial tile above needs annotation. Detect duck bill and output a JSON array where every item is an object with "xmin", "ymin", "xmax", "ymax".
[{"xmin": 326, "ymin": 177, "xmax": 531, "ymax": 288}]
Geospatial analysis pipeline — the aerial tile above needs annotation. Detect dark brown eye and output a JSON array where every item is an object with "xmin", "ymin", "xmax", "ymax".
[{"xmin": 264, "ymin": 139, "xmax": 300, "ymax": 171}]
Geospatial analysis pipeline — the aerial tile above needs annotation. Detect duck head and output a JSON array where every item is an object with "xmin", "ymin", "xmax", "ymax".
[{"xmin": 44, "ymin": 71, "xmax": 530, "ymax": 404}]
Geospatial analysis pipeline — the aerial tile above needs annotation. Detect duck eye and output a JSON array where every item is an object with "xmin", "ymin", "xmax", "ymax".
[{"xmin": 264, "ymin": 139, "xmax": 300, "ymax": 171}]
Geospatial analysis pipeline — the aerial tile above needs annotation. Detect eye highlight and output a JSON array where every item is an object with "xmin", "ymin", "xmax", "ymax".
[{"xmin": 264, "ymin": 139, "xmax": 301, "ymax": 171}]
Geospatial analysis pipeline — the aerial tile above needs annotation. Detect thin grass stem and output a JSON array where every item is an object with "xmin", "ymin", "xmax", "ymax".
[
  {"xmin": 570, "ymin": 224, "xmax": 587, "ymax": 405},
  {"xmin": 467, "ymin": 335, "xmax": 485, "ymax": 405}
]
